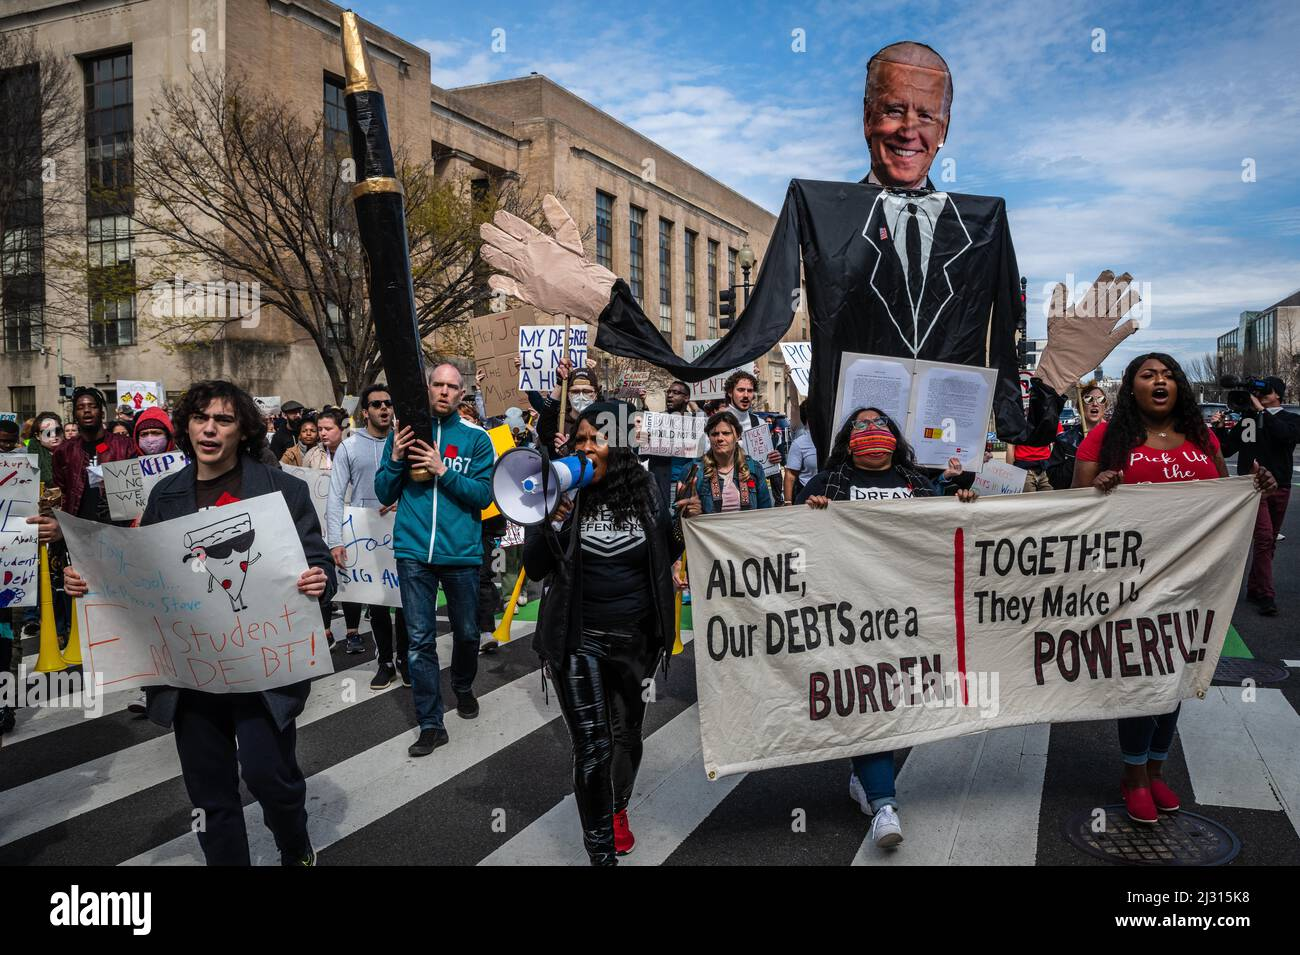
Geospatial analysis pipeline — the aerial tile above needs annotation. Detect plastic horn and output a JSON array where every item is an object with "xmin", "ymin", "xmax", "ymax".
[
  {"xmin": 340, "ymin": 11, "xmax": 434, "ymax": 481},
  {"xmin": 62, "ymin": 596, "xmax": 83, "ymax": 666},
  {"xmin": 33, "ymin": 483, "xmax": 66, "ymax": 673},
  {"xmin": 493, "ymin": 567, "xmax": 527, "ymax": 643}
]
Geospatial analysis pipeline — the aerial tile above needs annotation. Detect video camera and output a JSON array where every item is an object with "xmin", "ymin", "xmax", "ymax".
[{"xmin": 1219, "ymin": 375, "xmax": 1275, "ymax": 413}]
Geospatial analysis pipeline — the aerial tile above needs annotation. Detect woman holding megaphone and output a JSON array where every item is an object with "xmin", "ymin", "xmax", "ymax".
[{"xmin": 523, "ymin": 399, "xmax": 684, "ymax": 865}]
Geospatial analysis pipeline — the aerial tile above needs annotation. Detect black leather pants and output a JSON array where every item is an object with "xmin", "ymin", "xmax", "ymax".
[{"xmin": 549, "ymin": 616, "xmax": 660, "ymax": 866}]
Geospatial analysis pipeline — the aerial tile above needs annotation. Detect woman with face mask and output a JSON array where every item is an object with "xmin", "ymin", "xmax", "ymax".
[
  {"xmin": 675, "ymin": 411, "xmax": 773, "ymax": 516},
  {"xmin": 536, "ymin": 366, "xmax": 601, "ymax": 453},
  {"xmin": 132, "ymin": 407, "xmax": 176, "ymax": 458},
  {"xmin": 796, "ymin": 407, "xmax": 977, "ymax": 851}
]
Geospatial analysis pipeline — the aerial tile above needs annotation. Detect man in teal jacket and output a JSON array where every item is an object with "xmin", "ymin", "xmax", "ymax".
[{"xmin": 375, "ymin": 363, "xmax": 495, "ymax": 756}]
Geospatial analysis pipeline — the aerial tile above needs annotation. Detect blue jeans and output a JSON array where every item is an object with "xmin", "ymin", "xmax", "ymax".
[
  {"xmin": 1118, "ymin": 705, "xmax": 1181, "ymax": 766},
  {"xmin": 851, "ymin": 751, "xmax": 898, "ymax": 812},
  {"xmin": 396, "ymin": 560, "xmax": 480, "ymax": 730}
]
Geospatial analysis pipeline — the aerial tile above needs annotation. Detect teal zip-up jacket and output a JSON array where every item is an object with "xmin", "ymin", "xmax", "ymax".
[{"xmin": 374, "ymin": 412, "xmax": 495, "ymax": 566}]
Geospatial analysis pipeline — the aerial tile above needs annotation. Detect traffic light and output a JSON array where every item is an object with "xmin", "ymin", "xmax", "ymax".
[
  {"xmin": 719, "ymin": 288, "xmax": 736, "ymax": 329},
  {"xmin": 58, "ymin": 374, "xmax": 75, "ymax": 399}
]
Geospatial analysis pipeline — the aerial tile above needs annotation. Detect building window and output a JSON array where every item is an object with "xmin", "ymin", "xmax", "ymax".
[
  {"xmin": 9, "ymin": 386, "xmax": 36, "ymax": 423},
  {"xmin": 595, "ymin": 191, "xmax": 614, "ymax": 269},
  {"xmin": 684, "ymin": 230, "xmax": 697, "ymax": 339},
  {"xmin": 2, "ymin": 64, "xmax": 46, "ymax": 354},
  {"xmin": 728, "ymin": 247, "xmax": 737, "ymax": 292},
  {"xmin": 658, "ymin": 218, "xmax": 672, "ymax": 334},
  {"xmin": 326, "ymin": 300, "xmax": 350, "ymax": 350},
  {"xmin": 324, "ymin": 74, "xmax": 348, "ymax": 155},
  {"xmin": 629, "ymin": 205, "xmax": 645, "ymax": 305},
  {"xmin": 707, "ymin": 240, "xmax": 719, "ymax": 337},
  {"xmin": 83, "ymin": 50, "xmax": 135, "ymax": 346}
]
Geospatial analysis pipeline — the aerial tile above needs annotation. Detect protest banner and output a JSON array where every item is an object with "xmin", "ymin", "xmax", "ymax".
[
  {"xmin": 833, "ymin": 352, "xmax": 996, "ymax": 470},
  {"xmin": 334, "ymin": 507, "xmax": 401, "ymax": 607},
  {"xmin": 0, "ymin": 412, "xmax": 16, "ymax": 423},
  {"xmin": 742, "ymin": 425, "xmax": 781, "ymax": 477},
  {"xmin": 501, "ymin": 521, "xmax": 525, "ymax": 548},
  {"xmin": 103, "ymin": 451, "xmax": 189, "ymax": 521},
  {"xmin": 682, "ymin": 477, "xmax": 1258, "ymax": 778},
  {"xmin": 639, "ymin": 412, "xmax": 706, "ymax": 458},
  {"xmin": 253, "ymin": 396, "xmax": 281, "ymax": 417},
  {"xmin": 0, "ymin": 453, "xmax": 40, "ymax": 608},
  {"xmin": 281, "ymin": 464, "xmax": 331, "ymax": 532},
  {"xmin": 58, "ymin": 492, "xmax": 333, "ymax": 693},
  {"xmin": 117, "ymin": 380, "xmax": 164, "ymax": 411},
  {"xmin": 972, "ymin": 459, "xmax": 1026, "ymax": 496},
  {"xmin": 780, "ymin": 342, "xmax": 812, "ymax": 398},
  {"xmin": 685, "ymin": 340, "xmax": 757, "ymax": 401},
  {"xmin": 518, "ymin": 324, "xmax": 589, "ymax": 392},
  {"xmin": 470, "ymin": 305, "xmax": 554, "ymax": 417}
]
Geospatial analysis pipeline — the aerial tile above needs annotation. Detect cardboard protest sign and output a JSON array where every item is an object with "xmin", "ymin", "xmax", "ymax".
[
  {"xmin": 973, "ymin": 459, "xmax": 1026, "ymax": 496},
  {"xmin": 501, "ymin": 521, "xmax": 525, "ymax": 548},
  {"xmin": 518, "ymin": 324, "xmax": 589, "ymax": 392},
  {"xmin": 281, "ymin": 464, "xmax": 331, "ymax": 533},
  {"xmin": 117, "ymin": 380, "xmax": 164, "ymax": 411},
  {"xmin": 334, "ymin": 507, "xmax": 401, "ymax": 607},
  {"xmin": 685, "ymin": 340, "xmax": 757, "ymax": 401},
  {"xmin": 0, "ymin": 412, "xmax": 17, "ymax": 423},
  {"xmin": 682, "ymin": 477, "xmax": 1258, "ymax": 778},
  {"xmin": 471, "ymin": 305, "xmax": 553, "ymax": 417},
  {"xmin": 58, "ymin": 492, "xmax": 333, "ymax": 693},
  {"xmin": 639, "ymin": 412, "xmax": 706, "ymax": 458},
  {"xmin": 780, "ymin": 342, "xmax": 812, "ymax": 398},
  {"xmin": 253, "ymin": 396, "xmax": 281, "ymax": 417},
  {"xmin": 0, "ymin": 453, "xmax": 40, "ymax": 608},
  {"xmin": 103, "ymin": 452, "xmax": 189, "ymax": 521},
  {"xmin": 742, "ymin": 425, "xmax": 781, "ymax": 477}
]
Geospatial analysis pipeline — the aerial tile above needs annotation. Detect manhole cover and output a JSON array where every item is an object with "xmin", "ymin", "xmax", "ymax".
[
  {"xmin": 1212, "ymin": 658, "xmax": 1289, "ymax": 686},
  {"xmin": 1063, "ymin": 806, "xmax": 1240, "ymax": 866}
]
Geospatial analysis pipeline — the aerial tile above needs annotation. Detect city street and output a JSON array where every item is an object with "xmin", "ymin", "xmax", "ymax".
[{"xmin": 3, "ymin": 458, "xmax": 1296, "ymax": 867}]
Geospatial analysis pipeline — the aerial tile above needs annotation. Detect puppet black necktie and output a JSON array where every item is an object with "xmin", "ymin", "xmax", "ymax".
[{"xmin": 905, "ymin": 203, "xmax": 923, "ymax": 317}]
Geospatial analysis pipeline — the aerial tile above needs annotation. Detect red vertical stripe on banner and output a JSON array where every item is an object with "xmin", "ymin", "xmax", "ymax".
[{"xmin": 953, "ymin": 527, "xmax": 968, "ymax": 706}]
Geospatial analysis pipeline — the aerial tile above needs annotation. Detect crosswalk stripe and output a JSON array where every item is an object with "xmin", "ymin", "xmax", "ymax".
[
  {"xmin": 0, "ymin": 633, "xmax": 457, "ymax": 849},
  {"xmin": 1179, "ymin": 686, "xmax": 1300, "ymax": 836},
  {"xmin": 121, "ymin": 648, "xmax": 554, "ymax": 865},
  {"xmin": 9, "ymin": 684, "xmax": 138, "ymax": 742},
  {"xmin": 852, "ymin": 724, "xmax": 1049, "ymax": 866}
]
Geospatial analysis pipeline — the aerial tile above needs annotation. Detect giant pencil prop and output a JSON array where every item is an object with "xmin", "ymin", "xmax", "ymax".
[{"xmin": 340, "ymin": 11, "xmax": 433, "ymax": 480}]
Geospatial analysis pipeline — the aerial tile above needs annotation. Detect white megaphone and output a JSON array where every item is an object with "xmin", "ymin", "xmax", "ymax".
[{"xmin": 491, "ymin": 447, "xmax": 596, "ymax": 526}]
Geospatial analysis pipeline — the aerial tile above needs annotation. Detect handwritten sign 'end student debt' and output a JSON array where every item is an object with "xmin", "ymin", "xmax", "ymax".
[
  {"xmin": 682, "ymin": 477, "xmax": 1258, "ymax": 779},
  {"xmin": 518, "ymin": 324, "xmax": 589, "ymax": 393},
  {"xmin": 58, "ymin": 492, "xmax": 332, "ymax": 694},
  {"xmin": 0, "ymin": 453, "xmax": 40, "ymax": 608}
]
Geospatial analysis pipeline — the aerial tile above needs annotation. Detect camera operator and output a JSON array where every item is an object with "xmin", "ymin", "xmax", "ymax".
[{"xmin": 1213, "ymin": 376, "xmax": 1300, "ymax": 616}]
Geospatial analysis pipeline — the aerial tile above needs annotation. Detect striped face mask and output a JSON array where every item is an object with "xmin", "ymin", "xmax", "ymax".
[{"xmin": 850, "ymin": 429, "xmax": 896, "ymax": 457}]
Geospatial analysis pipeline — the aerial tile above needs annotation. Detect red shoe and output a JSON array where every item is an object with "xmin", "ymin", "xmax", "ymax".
[
  {"xmin": 612, "ymin": 810, "xmax": 635, "ymax": 856},
  {"xmin": 1149, "ymin": 777, "xmax": 1181, "ymax": 813},
  {"xmin": 1121, "ymin": 782, "xmax": 1159, "ymax": 824}
]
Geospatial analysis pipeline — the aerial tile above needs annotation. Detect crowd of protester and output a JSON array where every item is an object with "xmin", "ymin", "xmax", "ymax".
[{"xmin": 0, "ymin": 349, "xmax": 1286, "ymax": 865}]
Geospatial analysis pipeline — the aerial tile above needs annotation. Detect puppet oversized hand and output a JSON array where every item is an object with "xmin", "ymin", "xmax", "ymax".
[
  {"xmin": 479, "ymin": 195, "xmax": 618, "ymax": 323},
  {"xmin": 1034, "ymin": 270, "xmax": 1141, "ymax": 395}
]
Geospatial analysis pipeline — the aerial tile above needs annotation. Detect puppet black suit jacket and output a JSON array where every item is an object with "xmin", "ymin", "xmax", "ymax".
[{"xmin": 596, "ymin": 178, "xmax": 1063, "ymax": 458}]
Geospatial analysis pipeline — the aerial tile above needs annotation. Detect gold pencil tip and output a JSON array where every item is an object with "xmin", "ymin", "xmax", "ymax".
[{"xmin": 340, "ymin": 11, "xmax": 380, "ymax": 95}]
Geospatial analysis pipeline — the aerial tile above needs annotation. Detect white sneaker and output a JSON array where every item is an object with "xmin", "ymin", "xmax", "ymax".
[
  {"xmin": 870, "ymin": 805, "xmax": 903, "ymax": 848},
  {"xmin": 127, "ymin": 692, "xmax": 147, "ymax": 715},
  {"xmin": 517, "ymin": 593, "xmax": 528, "ymax": 607},
  {"xmin": 1277, "ymin": 533, "xmax": 1285, "ymax": 542},
  {"xmin": 479, "ymin": 632, "xmax": 499, "ymax": 654},
  {"xmin": 848, "ymin": 773, "xmax": 872, "ymax": 816}
]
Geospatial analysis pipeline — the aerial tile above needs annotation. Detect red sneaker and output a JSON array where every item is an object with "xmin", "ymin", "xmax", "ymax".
[
  {"xmin": 1121, "ymin": 782, "xmax": 1159, "ymax": 824},
  {"xmin": 1149, "ymin": 777, "xmax": 1181, "ymax": 813},
  {"xmin": 612, "ymin": 810, "xmax": 635, "ymax": 856}
]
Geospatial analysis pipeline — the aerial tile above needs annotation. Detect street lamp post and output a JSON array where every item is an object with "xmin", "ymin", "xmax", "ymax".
[{"xmin": 737, "ymin": 242, "xmax": 756, "ymax": 307}]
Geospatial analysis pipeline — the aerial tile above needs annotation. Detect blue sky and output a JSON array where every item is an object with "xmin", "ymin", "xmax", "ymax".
[{"xmin": 353, "ymin": 0, "xmax": 1300, "ymax": 375}]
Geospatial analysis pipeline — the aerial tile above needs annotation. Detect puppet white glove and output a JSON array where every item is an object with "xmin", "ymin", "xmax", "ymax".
[
  {"xmin": 479, "ymin": 195, "xmax": 617, "ymax": 324},
  {"xmin": 1034, "ymin": 270, "xmax": 1141, "ymax": 395}
]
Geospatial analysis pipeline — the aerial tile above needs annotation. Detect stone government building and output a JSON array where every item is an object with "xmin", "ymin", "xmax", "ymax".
[{"xmin": 1, "ymin": 0, "xmax": 795, "ymax": 420}]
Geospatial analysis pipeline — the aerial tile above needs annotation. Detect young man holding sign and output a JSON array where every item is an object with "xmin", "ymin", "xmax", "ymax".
[{"xmin": 62, "ymin": 380, "xmax": 336, "ymax": 866}]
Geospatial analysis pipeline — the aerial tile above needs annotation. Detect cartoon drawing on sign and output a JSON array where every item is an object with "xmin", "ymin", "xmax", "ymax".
[
  {"xmin": 0, "ymin": 576, "xmax": 26, "ymax": 607},
  {"xmin": 182, "ymin": 512, "xmax": 262, "ymax": 612}
]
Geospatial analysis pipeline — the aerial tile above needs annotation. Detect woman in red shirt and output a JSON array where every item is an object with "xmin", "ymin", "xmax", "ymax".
[{"xmin": 1074, "ymin": 353, "xmax": 1276, "ymax": 824}]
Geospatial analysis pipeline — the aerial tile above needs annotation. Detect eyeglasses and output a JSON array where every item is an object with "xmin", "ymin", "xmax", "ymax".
[
  {"xmin": 1083, "ymin": 395, "xmax": 1106, "ymax": 405},
  {"xmin": 368, "ymin": 399, "xmax": 393, "ymax": 409},
  {"xmin": 851, "ymin": 415, "xmax": 891, "ymax": 431},
  {"xmin": 190, "ymin": 412, "xmax": 237, "ymax": 427}
]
